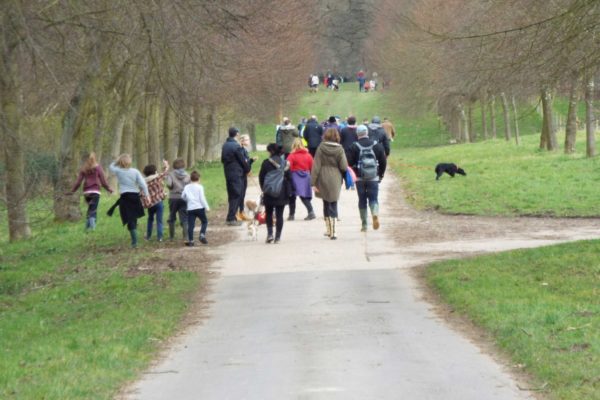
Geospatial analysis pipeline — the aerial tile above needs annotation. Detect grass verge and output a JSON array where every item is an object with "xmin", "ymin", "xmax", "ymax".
[
  {"xmin": 424, "ymin": 240, "xmax": 600, "ymax": 400},
  {"xmin": 0, "ymin": 161, "xmax": 227, "ymax": 399}
]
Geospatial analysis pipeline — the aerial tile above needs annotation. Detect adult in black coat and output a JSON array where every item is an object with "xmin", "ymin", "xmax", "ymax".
[
  {"xmin": 221, "ymin": 127, "xmax": 251, "ymax": 225},
  {"xmin": 259, "ymin": 143, "xmax": 291, "ymax": 243},
  {"xmin": 340, "ymin": 115, "xmax": 359, "ymax": 159},
  {"xmin": 346, "ymin": 125, "xmax": 387, "ymax": 232},
  {"xmin": 303, "ymin": 116, "xmax": 323, "ymax": 157},
  {"xmin": 367, "ymin": 116, "xmax": 391, "ymax": 157}
]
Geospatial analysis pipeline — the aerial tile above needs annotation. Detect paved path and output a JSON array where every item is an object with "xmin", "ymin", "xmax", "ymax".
[{"xmin": 125, "ymin": 175, "xmax": 600, "ymax": 400}]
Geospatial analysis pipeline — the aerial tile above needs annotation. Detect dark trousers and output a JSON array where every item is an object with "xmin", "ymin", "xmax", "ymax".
[
  {"xmin": 322, "ymin": 200, "xmax": 338, "ymax": 218},
  {"xmin": 167, "ymin": 198, "xmax": 188, "ymax": 237},
  {"xmin": 226, "ymin": 175, "xmax": 243, "ymax": 221},
  {"xmin": 146, "ymin": 201, "xmax": 164, "ymax": 240},
  {"xmin": 356, "ymin": 180, "xmax": 379, "ymax": 209},
  {"xmin": 289, "ymin": 196, "xmax": 313, "ymax": 216},
  {"xmin": 239, "ymin": 175, "xmax": 248, "ymax": 213},
  {"xmin": 266, "ymin": 204, "xmax": 285, "ymax": 239},
  {"xmin": 308, "ymin": 147, "xmax": 317, "ymax": 158},
  {"xmin": 187, "ymin": 208, "xmax": 208, "ymax": 242},
  {"xmin": 84, "ymin": 193, "xmax": 99, "ymax": 219}
]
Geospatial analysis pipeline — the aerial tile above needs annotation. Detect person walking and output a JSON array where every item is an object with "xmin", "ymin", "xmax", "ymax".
[
  {"xmin": 286, "ymin": 139, "xmax": 316, "ymax": 221},
  {"xmin": 238, "ymin": 134, "xmax": 257, "ymax": 221},
  {"xmin": 259, "ymin": 144, "xmax": 291, "ymax": 244},
  {"xmin": 142, "ymin": 160, "xmax": 169, "ymax": 242},
  {"xmin": 69, "ymin": 152, "xmax": 114, "ymax": 231},
  {"xmin": 357, "ymin": 70, "xmax": 366, "ymax": 92},
  {"xmin": 221, "ymin": 127, "xmax": 250, "ymax": 226},
  {"xmin": 340, "ymin": 116, "xmax": 359, "ymax": 160},
  {"xmin": 311, "ymin": 128, "xmax": 348, "ymax": 240},
  {"xmin": 182, "ymin": 171, "xmax": 210, "ymax": 246},
  {"xmin": 109, "ymin": 154, "xmax": 149, "ymax": 248},
  {"xmin": 367, "ymin": 116, "xmax": 391, "ymax": 157},
  {"xmin": 303, "ymin": 115, "xmax": 323, "ymax": 157},
  {"xmin": 382, "ymin": 117, "xmax": 396, "ymax": 141},
  {"xmin": 347, "ymin": 125, "xmax": 387, "ymax": 232},
  {"xmin": 276, "ymin": 117, "xmax": 299, "ymax": 157},
  {"xmin": 165, "ymin": 158, "xmax": 190, "ymax": 241}
]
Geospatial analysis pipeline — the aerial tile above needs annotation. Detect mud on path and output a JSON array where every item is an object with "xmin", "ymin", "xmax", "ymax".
[{"xmin": 383, "ymin": 175, "xmax": 600, "ymax": 267}]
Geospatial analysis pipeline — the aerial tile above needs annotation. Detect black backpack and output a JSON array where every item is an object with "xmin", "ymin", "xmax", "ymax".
[
  {"xmin": 355, "ymin": 142, "xmax": 378, "ymax": 180},
  {"xmin": 263, "ymin": 156, "xmax": 286, "ymax": 197}
]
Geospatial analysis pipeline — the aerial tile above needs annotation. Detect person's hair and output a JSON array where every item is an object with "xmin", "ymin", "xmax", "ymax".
[
  {"xmin": 323, "ymin": 128, "xmax": 340, "ymax": 143},
  {"xmin": 266, "ymin": 143, "xmax": 283, "ymax": 155},
  {"xmin": 347, "ymin": 116, "xmax": 356, "ymax": 125},
  {"xmin": 239, "ymin": 134, "xmax": 250, "ymax": 144},
  {"xmin": 81, "ymin": 152, "xmax": 98, "ymax": 174},
  {"xmin": 173, "ymin": 158, "xmax": 185, "ymax": 169},
  {"xmin": 291, "ymin": 138, "xmax": 305, "ymax": 152},
  {"xmin": 116, "ymin": 154, "xmax": 132, "ymax": 168},
  {"xmin": 328, "ymin": 116, "xmax": 336, "ymax": 123},
  {"xmin": 143, "ymin": 164, "xmax": 157, "ymax": 177},
  {"xmin": 190, "ymin": 171, "xmax": 200, "ymax": 182}
]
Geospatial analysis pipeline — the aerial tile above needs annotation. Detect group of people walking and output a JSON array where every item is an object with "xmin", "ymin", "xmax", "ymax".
[{"xmin": 69, "ymin": 113, "xmax": 394, "ymax": 247}]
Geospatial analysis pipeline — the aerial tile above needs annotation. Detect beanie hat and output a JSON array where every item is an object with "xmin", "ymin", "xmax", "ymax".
[
  {"xmin": 357, "ymin": 124, "xmax": 368, "ymax": 137},
  {"xmin": 328, "ymin": 116, "xmax": 336, "ymax": 123},
  {"xmin": 372, "ymin": 116, "xmax": 381, "ymax": 124}
]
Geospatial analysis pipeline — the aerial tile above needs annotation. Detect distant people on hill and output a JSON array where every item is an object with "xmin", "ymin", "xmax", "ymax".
[
  {"xmin": 141, "ymin": 160, "xmax": 170, "ymax": 242},
  {"xmin": 364, "ymin": 80, "xmax": 371, "ymax": 92},
  {"xmin": 347, "ymin": 124, "xmax": 386, "ymax": 232},
  {"xmin": 166, "ymin": 158, "xmax": 190, "ymax": 240},
  {"xmin": 382, "ymin": 117, "xmax": 396, "ymax": 141},
  {"xmin": 357, "ymin": 70, "xmax": 366, "ymax": 92},
  {"xmin": 311, "ymin": 128, "xmax": 348, "ymax": 240},
  {"xmin": 221, "ymin": 127, "xmax": 250, "ymax": 226},
  {"xmin": 367, "ymin": 116, "xmax": 391, "ymax": 157},
  {"xmin": 259, "ymin": 143, "xmax": 292, "ymax": 244},
  {"xmin": 286, "ymin": 138, "xmax": 316, "ymax": 221},
  {"xmin": 69, "ymin": 152, "xmax": 114, "ymax": 232},
  {"xmin": 310, "ymin": 74, "xmax": 319, "ymax": 92},
  {"xmin": 109, "ymin": 153, "xmax": 149, "ymax": 248},
  {"xmin": 303, "ymin": 115, "xmax": 323, "ymax": 157}
]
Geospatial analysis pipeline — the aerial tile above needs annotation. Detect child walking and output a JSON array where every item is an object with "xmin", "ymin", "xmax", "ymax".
[
  {"xmin": 69, "ymin": 152, "xmax": 114, "ymax": 231},
  {"xmin": 165, "ymin": 158, "xmax": 190, "ymax": 240},
  {"xmin": 141, "ymin": 160, "xmax": 170, "ymax": 242},
  {"xmin": 181, "ymin": 171, "xmax": 210, "ymax": 246}
]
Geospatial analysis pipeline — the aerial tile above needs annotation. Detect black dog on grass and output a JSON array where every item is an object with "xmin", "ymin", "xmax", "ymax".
[{"xmin": 435, "ymin": 163, "xmax": 466, "ymax": 180}]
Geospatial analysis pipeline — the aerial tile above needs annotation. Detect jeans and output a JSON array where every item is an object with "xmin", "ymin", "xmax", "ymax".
[
  {"xmin": 266, "ymin": 204, "xmax": 285, "ymax": 239},
  {"xmin": 146, "ymin": 201, "xmax": 164, "ymax": 240},
  {"xmin": 187, "ymin": 208, "xmax": 208, "ymax": 242},
  {"xmin": 239, "ymin": 175, "xmax": 248, "ymax": 213},
  {"xmin": 356, "ymin": 180, "xmax": 379, "ymax": 209},
  {"xmin": 322, "ymin": 200, "xmax": 338, "ymax": 218},
  {"xmin": 84, "ymin": 193, "xmax": 100, "ymax": 219}
]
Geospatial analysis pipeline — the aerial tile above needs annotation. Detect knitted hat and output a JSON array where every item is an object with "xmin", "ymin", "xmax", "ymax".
[{"xmin": 357, "ymin": 124, "xmax": 368, "ymax": 138}]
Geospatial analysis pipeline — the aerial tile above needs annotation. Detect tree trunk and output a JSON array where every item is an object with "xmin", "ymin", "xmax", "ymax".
[
  {"xmin": 188, "ymin": 109, "xmax": 195, "ymax": 168},
  {"xmin": 246, "ymin": 122, "xmax": 257, "ymax": 151},
  {"xmin": 540, "ymin": 87, "xmax": 557, "ymax": 151},
  {"xmin": 585, "ymin": 78, "xmax": 596, "ymax": 157},
  {"xmin": 162, "ymin": 101, "xmax": 175, "ymax": 162},
  {"xmin": 122, "ymin": 118, "xmax": 134, "ymax": 156},
  {"xmin": 467, "ymin": 103, "xmax": 475, "ymax": 142},
  {"xmin": 565, "ymin": 75, "xmax": 579, "ymax": 154},
  {"xmin": 489, "ymin": 95, "xmax": 497, "ymax": 139},
  {"xmin": 93, "ymin": 98, "xmax": 105, "ymax": 162},
  {"xmin": 500, "ymin": 92, "xmax": 512, "ymax": 141},
  {"xmin": 178, "ymin": 109, "xmax": 189, "ymax": 161},
  {"xmin": 134, "ymin": 100, "xmax": 148, "ymax": 169},
  {"xmin": 193, "ymin": 103, "xmax": 203, "ymax": 162},
  {"xmin": 511, "ymin": 95, "xmax": 520, "ymax": 145},
  {"xmin": 147, "ymin": 95, "xmax": 161, "ymax": 168},
  {"xmin": 480, "ymin": 90, "xmax": 488, "ymax": 139},
  {"xmin": 203, "ymin": 104, "xmax": 219, "ymax": 160}
]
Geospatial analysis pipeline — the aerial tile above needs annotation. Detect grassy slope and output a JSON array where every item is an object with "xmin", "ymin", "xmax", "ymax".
[{"xmin": 0, "ymin": 162, "xmax": 227, "ymax": 399}]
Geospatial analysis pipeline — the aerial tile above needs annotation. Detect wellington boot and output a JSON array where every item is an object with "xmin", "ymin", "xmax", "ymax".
[
  {"xmin": 168, "ymin": 222, "xmax": 175, "ymax": 240},
  {"xmin": 370, "ymin": 204, "xmax": 380, "ymax": 230},
  {"xmin": 330, "ymin": 217, "xmax": 337, "ymax": 240},
  {"xmin": 359, "ymin": 208, "xmax": 368, "ymax": 232},
  {"xmin": 324, "ymin": 217, "xmax": 331, "ymax": 237}
]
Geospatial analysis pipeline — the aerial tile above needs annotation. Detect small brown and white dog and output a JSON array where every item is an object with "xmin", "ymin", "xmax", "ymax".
[{"xmin": 244, "ymin": 199, "xmax": 261, "ymax": 240}]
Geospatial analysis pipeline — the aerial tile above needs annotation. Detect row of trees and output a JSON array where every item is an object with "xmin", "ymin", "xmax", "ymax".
[
  {"xmin": 369, "ymin": 0, "xmax": 600, "ymax": 153},
  {"xmin": 1, "ymin": 0, "xmax": 315, "ymax": 241}
]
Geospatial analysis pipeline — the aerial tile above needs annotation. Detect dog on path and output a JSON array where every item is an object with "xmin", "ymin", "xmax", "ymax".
[{"xmin": 435, "ymin": 163, "xmax": 466, "ymax": 180}]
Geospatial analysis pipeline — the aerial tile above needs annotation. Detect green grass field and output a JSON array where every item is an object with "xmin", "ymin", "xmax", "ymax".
[
  {"xmin": 425, "ymin": 241, "xmax": 600, "ymax": 399},
  {"xmin": 0, "ymin": 161, "xmax": 227, "ymax": 399}
]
